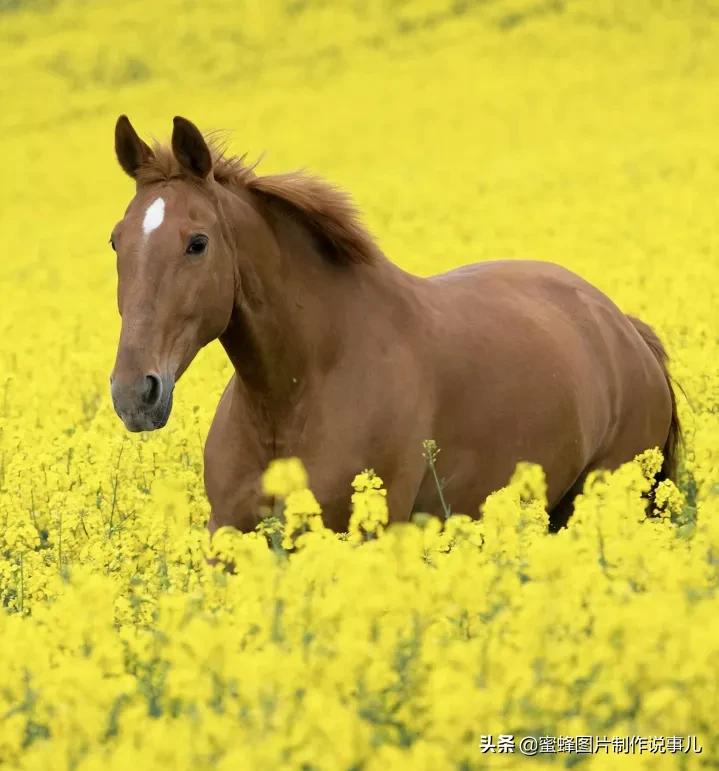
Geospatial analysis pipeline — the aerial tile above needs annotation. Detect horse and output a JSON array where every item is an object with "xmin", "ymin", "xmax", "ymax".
[{"xmin": 109, "ymin": 115, "xmax": 680, "ymax": 533}]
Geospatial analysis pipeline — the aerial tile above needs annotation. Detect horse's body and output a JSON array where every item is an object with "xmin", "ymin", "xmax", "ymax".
[
  {"xmin": 110, "ymin": 116, "xmax": 679, "ymax": 533},
  {"xmin": 205, "ymin": 258, "xmax": 675, "ymax": 533}
]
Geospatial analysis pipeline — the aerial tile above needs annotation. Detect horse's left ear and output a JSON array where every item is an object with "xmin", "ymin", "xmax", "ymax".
[{"xmin": 172, "ymin": 116, "xmax": 212, "ymax": 179}]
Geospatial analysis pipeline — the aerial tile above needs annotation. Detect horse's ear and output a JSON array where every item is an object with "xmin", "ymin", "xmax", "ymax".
[
  {"xmin": 114, "ymin": 115, "xmax": 154, "ymax": 179},
  {"xmin": 171, "ymin": 116, "xmax": 212, "ymax": 179}
]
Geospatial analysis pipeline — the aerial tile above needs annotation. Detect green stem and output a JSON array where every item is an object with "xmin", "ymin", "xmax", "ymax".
[{"xmin": 423, "ymin": 440, "xmax": 452, "ymax": 520}]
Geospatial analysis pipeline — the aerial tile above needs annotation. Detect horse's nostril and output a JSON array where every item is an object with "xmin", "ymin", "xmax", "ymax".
[{"xmin": 143, "ymin": 374, "xmax": 162, "ymax": 407}]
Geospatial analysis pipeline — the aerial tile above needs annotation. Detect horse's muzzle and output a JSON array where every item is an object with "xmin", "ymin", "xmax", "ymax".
[{"xmin": 110, "ymin": 372, "xmax": 175, "ymax": 432}]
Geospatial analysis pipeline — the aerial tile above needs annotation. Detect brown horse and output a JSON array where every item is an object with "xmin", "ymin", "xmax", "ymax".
[{"xmin": 109, "ymin": 115, "xmax": 680, "ymax": 533}]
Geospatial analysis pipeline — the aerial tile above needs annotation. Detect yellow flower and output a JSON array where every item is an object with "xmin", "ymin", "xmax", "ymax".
[
  {"xmin": 348, "ymin": 470, "xmax": 389, "ymax": 543},
  {"xmin": 261, "ymin": 458, "xmax": 309, "ymax": 498},
  {"xmin": 635, "ymin": 447, "xmax": 665, "ymax": 482},
  {"xmin": 654, "ymin": 478, "xmax": 686, "ymax": 518},
  {"xmin": 0, "ymin": 4, "xmax": 717, "ymax": 767},
  {"xmin": 282, "ymin": 488, "xmax": 327, "ymax": 549}
]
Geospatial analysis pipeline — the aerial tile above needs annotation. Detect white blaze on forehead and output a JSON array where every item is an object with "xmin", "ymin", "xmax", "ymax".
[{"xmin": 142, "ymin": 197, "xmax": 165, "ymax": 236}]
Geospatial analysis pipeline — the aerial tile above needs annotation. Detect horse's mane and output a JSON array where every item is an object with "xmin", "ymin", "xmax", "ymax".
[{"xmin": 135, "ymin": 139, "xmax": 379, "ymax": 266}]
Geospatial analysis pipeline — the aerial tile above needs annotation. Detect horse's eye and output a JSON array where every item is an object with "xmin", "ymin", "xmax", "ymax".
[
  {"xmin": 186, "ymin": 234, "xmax": 208, "ymax": 257},
  {"xmin": 109, "ymin": 236, "xmax": 116, "ymax": 251}
]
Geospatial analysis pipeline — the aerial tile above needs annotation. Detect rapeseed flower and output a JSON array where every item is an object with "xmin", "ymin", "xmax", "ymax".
[{"xmin": 1, "ymin": 2, "xmax": 717, "ymax": 768}]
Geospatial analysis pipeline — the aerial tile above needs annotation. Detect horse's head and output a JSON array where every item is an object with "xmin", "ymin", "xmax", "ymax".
[{"xmin": 109, "ymin": 116, "xmax": 236, "ymax": 432}]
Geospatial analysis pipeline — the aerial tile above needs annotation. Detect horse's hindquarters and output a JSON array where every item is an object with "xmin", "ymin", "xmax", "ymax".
[{"xmin": 421, "ymin": 260, "xmax": 674, "ymax": 519}]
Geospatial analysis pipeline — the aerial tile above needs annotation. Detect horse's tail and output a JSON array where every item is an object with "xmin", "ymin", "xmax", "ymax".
[{"xmin": 626, "ymin": 315, "xmax": 682, "ymax": 482}]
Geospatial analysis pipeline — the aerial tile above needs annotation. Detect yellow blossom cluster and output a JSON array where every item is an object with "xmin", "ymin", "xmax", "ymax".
[{"xmin": 2, "ymin": 1, "xmax": 719, "ymax": 769}]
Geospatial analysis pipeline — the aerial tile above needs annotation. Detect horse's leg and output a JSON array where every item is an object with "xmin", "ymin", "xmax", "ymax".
[
  {"xmin": 386, "ymin": 465, "xmax": 432, "ymax": 523},
  {"xmin": 548, "ymin": 472, "xmax": 589, "ymax": 532},
  {"xmin": 205, "ymin": 477, "xmax": 264, "ymax": 573},
  {"xmin": 206, "ymin": 474, "xmax": 264, "ymax": 534},
  {"xmin": 204, "ymin": 377, "xmax": 269, "ymax": 535}
]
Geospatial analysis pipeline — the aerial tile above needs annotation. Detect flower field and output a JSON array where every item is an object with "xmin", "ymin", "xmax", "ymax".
[{"xmin": 2, "ymin": 1, "xmax": 719, "ymax": 768}]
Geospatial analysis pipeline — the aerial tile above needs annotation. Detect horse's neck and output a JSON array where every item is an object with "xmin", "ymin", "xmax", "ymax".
[
  {"xmin": 218, "ymin": 191, "xmax": 423, "ymax": 417},
  {"xmin": 219, "ymin": 207, "xmax": 352, "ymax": 410}
]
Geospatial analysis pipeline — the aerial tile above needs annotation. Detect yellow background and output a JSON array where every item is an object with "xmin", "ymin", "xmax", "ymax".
[{"xmin": 1, "ymin": 1, "xmax": 718, "ymax": 768}]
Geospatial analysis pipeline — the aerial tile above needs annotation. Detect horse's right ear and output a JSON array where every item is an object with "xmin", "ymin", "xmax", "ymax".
[{"xmin": 114, "ymin": 115, "xmax": 154, "ymax": 179}]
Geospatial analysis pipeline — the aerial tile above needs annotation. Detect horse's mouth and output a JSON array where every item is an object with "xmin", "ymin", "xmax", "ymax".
[
  {"xmin": 120, "ymin": 409, "xmax": 170, "ymax": 432},
  {"xmin": 117, "ymin": 389, "xmax": 174, "ymax": 433}
]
